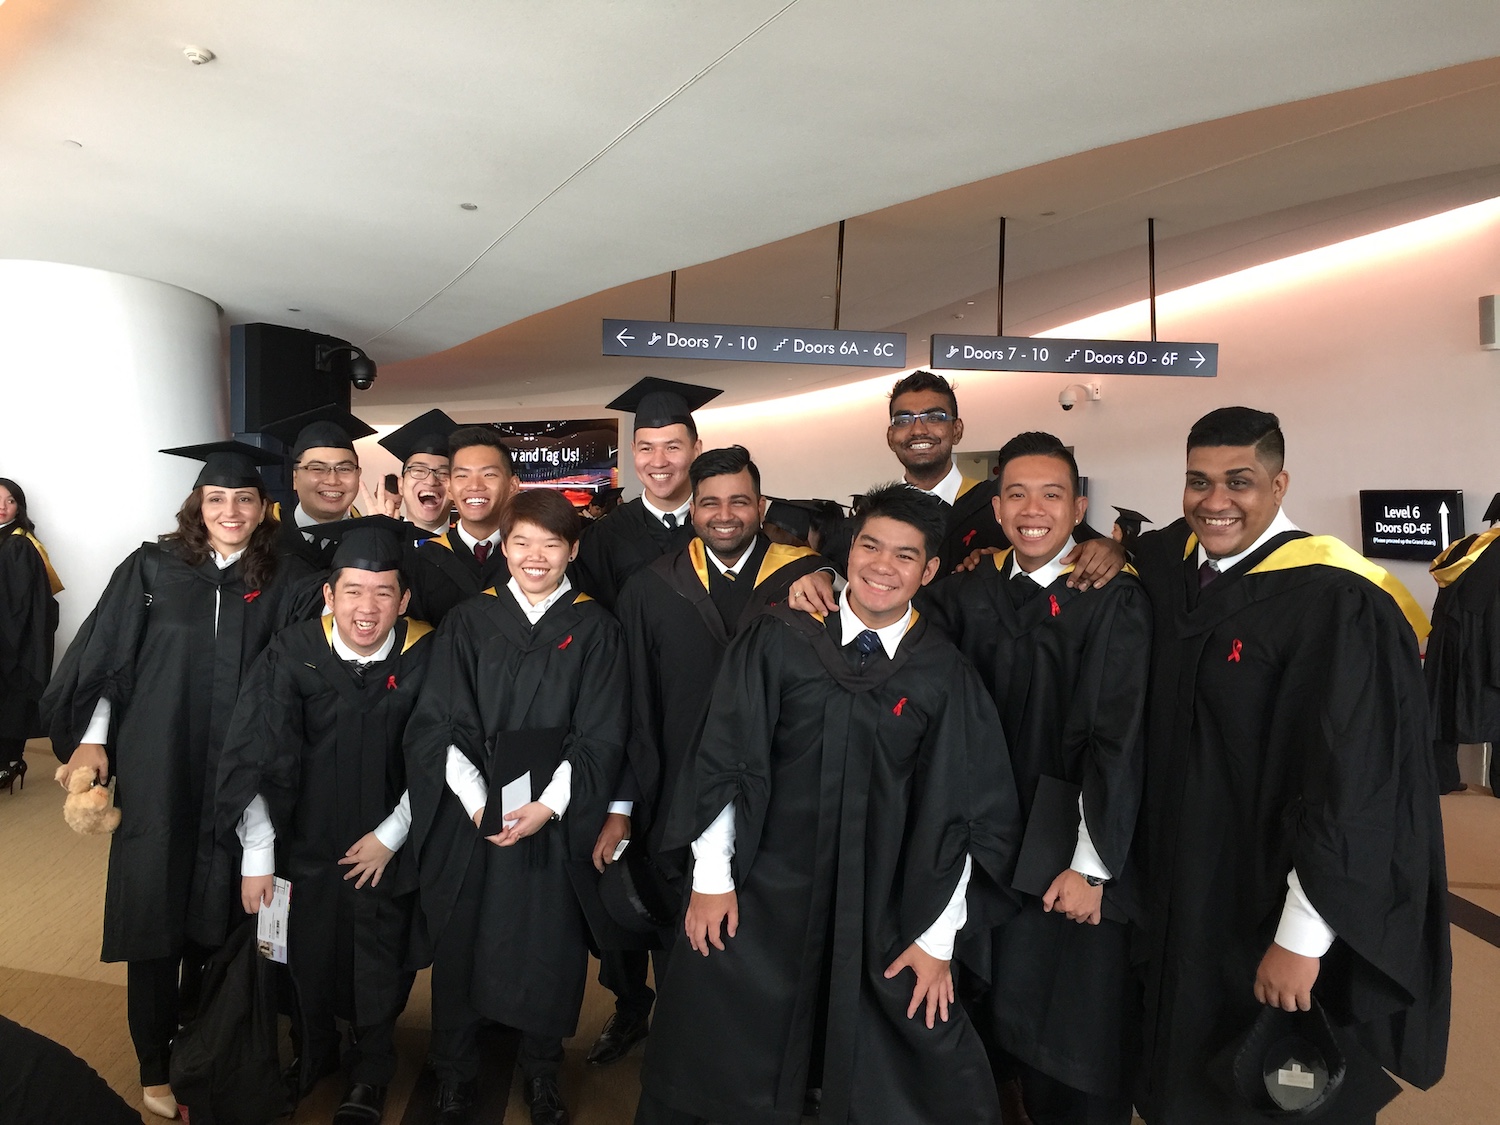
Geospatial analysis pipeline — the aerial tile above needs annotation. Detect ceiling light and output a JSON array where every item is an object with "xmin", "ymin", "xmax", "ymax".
[
  {"xmin": 183, "ymin": 46, "xmax": 215, "ymax": 65},
  {"xmin": 64, "ymin": 139, "xmax": 82, "ymax": 148},
  {"xmin": 286, "ymin": 307, "xmax": 300, "ymax": 312},
  {"xmin": 1040, "ymin": 210, "xmax": 1056, "ymax": 217},
  {"xmin": 460, "ymin": 203, "xmax": 478, "ymax": 211}
]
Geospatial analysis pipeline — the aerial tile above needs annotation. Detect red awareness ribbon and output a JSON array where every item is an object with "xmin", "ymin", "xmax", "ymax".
[
  {"xmin": 386, "ymin": 674, "xmax": 397, "ymax": 690},
  {"xmin": 892, "ymin": 697, "xmax": 907, "ymax": 716},
  {"xmin": 1228, "ymin": 639, "xmax": 1243, "ymax": 663},
  {"xmin": 242, "ymin": 589, "xmax": 261, "ymax": 603},
  {"xmin": 962, "ymin": 529, "xmax": 977, "ymax": 547},
  {"xmin": 1049, "ymin": 594, "xmax": 1060, "ymax": 617},
  {"xmin": 558, "ymin": 635, "xmax": 573, "ymax": 650}
]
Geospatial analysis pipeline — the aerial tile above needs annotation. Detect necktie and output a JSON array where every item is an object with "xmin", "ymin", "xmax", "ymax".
[
  {"xmin": 344, "ymin": 658, "xmax": 368, "ymax": 683},
  {"xmin": 854, "ymin": 628, "xmax": 882, "ymax": 667},
  {"xmin": 663, "ymin": 513, "xmax": 678, "ymax": 529},
  {"xmin": 1198, "ymin": 560, "xmax": 1219, "ymax": 588},
  {"xmin": 474, "ymin": 541, "xmax": 490, "ymax": 565},
  {"xmin": 723, "ymin": 568, "xmax": 737, "ymax": 583}
]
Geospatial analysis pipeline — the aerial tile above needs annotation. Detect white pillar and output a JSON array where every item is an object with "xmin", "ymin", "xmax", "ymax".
[{"xmin": 0, "ymin": 260, "xmax": 224, "ymax": 654}]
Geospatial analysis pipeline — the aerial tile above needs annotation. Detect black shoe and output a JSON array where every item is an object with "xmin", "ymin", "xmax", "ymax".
[
  {"xmin": 804, "ymin": 1086, "xmax": 822, "ymax": 1117},
  {"xmin": 332, "ymin": 1082, "xmax": 387, "ymax": 1124},
  {"xmin": 584, "ymin": 1011, "xmax": 649, "ymax": 1066},
  {"xmin": 281, "ymin": 1054, "xmax": 339, "ymax": 1111},
  {"xmin": 435, "ymin": 1080, "xmax": 477, "ymax": 1123},
  {"xmin": 522, "ymin": 1075, "xmax": 570, "ymax": 1125}
]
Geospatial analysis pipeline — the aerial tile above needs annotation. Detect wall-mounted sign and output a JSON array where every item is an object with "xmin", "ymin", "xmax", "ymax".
[
  {"xmin": 603, "ymin": 319, "xmax": 905, "ymax": 368},
  {"xmin": 492, "ymin": 419, "xmax": 618, "ymax": 508},
  {"xmin": 931, "ymin": 334, "xmax": 1218, "ymax": 377},
  {"xmin": 1358, "ymin": 489, "xmax": 1464, "ymax": 561}
]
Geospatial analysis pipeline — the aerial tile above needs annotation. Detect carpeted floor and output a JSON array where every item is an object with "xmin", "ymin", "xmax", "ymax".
[{"xmin": 2, "ymin": 738, "xmax": 1497, "ymax": 1123}]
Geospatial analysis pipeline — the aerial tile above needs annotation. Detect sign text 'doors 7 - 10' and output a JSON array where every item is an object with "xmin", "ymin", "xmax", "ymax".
[
  {"xmin": 931, "ymin": 334, "xmax": 1218, "ymax": 377},
  {"xmin": 1359, "ymin": 490, "xmax": 1465, "ymax": 562},
  {"xmin": 603, "ymin": 319, "xmax": 906, "ymax": 368}
]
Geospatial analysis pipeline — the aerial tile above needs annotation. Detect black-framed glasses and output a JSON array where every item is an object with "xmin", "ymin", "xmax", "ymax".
[
  {"xmin": 890, "ymin": 409, "xmax": 954, "ymax": 428},
  {"xmin": 402, "ymin": 464, "xmax": 450, "ymax": 482},
  {"xmin": 296, "ymin": 461, "xmax": 359, "ymax": 479}
]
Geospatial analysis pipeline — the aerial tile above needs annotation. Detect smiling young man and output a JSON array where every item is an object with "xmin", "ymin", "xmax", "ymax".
[
  {"xmin": 594, "ymin": 447, "xmax": 825, "ymax": 1066},
  {"xmin": 1129, "ymin": 407, "xmax": 1450, "ymax": 1124},
  {"xmin": 906, "ymin": 432, "xmax": 1151, "ymax": 1125},
  {"xmin": 377, "ymin": 409, "xmax": 459, "ymax": 544},
  {"xmin": 406, "ymin": 426, "xmax": 519, "ymax": 627},
  {"xmin": 263, "ymin": 405, "xmax": 377, "ymax": 569},
  {"xmin": 210, "ymin": 517, "xmax": 433, "ymax": 1125},
  {"xmin": 571, "ymin": 378, "xmax": 721, "ymax": 613},
  {"xmin": 635, "ymin": 484, "xmax": 1021, "ymax": 1125}
]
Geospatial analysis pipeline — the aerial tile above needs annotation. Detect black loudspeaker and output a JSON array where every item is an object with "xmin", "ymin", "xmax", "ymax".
[{"xmin": 230, "ymin": 323, "xmax": 354, "ymax": 433}]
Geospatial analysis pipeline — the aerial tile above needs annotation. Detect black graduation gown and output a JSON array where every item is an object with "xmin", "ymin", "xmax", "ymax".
[
  {"xmin": 1425, "ymin": 527, "xmax": 1500, "ymax": 744},
  {"xmin": 641, "ymin": 607, "xmax": 1022, "ymax": 1125},
  {"xmin": 0, "ymin": 527, "xmax": 61, "ymax": 740},
  {"xmin": 1131, "ymin": 520, "xmax": 1450, "ymax": 1124},
  {"xmin": 405, "ymin": 588, "xmax": 627, "ymax": 1039},
  {"xmin": 614, "ymin": 535, "xmax": 824, "ymax": 869},
  {"xmin": 270, "ymin": 502, "xmax": 348, "ymax": 571},
  {"xmin": 935, "ymin": 476, "xmax": 1008, "ymax": 577},
  {"xmin": 209, "ymin": 616, "xmax": 433, "ymax": 1047},
  {"xmin": 40, "ymin": 541, "xmax": 312, "ymax": 962},
  {"xmin": 406, "ymin": 529, "xmax": 510, "ymax": 628},
  {"xmin": 920, "ymin": 550, "xmax": 1151, "ymax": 1098},
  {"xmin": 571, "ymin": 497, "xmax": 693, "ymax": 612}
]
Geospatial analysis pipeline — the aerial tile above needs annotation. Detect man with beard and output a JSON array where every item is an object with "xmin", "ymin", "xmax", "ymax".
[
  {"xmin": 406, "ymin": 426, "xmax": 519, "ymax": 628},
  {"xmin": 571, "ymin": 378, "xmax": 721, "ymax": 613},
  {"xmin": 596, "ymin": 447, "xmax": 825, "ymax": 1067},
  {"xmin": 636, "ymin": 484, "xmax": 1021, "ymax": 1125},
  {"xmin": 377, "ymin": 409, "xmax": 459, "ymax": 548},
  {"xmin": 1130, "ymin": 407, "xmax": 1449, "ymax": 1124},
  {"xmin": 262, "ymin": 405, "xmax": 376, "ymax": 570}
]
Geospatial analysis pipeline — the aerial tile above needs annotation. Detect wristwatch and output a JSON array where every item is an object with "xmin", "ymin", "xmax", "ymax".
[{"xmin": 1084, "ymin": 874, "xmax": 1107, "ymax": 887}]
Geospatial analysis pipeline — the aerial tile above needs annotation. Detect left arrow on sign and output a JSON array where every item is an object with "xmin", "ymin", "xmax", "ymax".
[{"xmin": 616, "ymin": 328, "xmax": 636, "ymax": 346}]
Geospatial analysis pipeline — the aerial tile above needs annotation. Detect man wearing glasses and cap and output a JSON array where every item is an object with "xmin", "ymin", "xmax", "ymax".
[
  {"xmin": 378, "ymin": 409, "xmax": 460, "ymax": 546},
  {"xmin": 262, "ymin": 405, "xmax": 376, "ymax": 569}
]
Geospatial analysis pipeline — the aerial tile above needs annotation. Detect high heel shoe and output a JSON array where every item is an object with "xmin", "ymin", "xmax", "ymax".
[
  {"xmin": 142, "ymin": 1083, "xmax": 180, "ymax": 1119},
  {"xmin": 0, "ymin": 759, "xmax": 25, "ymax": 794}
]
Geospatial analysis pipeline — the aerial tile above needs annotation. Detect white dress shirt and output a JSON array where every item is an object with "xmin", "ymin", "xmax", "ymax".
[
  {"xmin": 909, "ymin": 461, "xmax": 964, "ymax": 506},
  {"xmin": 691, "ymin": 590, "xmax": 973, "ymax": 959},
  {"xmin": 236, "ymin": 622, "xmax": 411, "ymax": 876},
  {"xmin": 707, "ymin": 538, "xmax": 759, "ymax": 578},
  {"xmin": 444, "ymin": 578, "xmax": 579, "ymax": 823},
  {"xmin": 1195, "ymin": 507, "xmax": 1335, "ymax": 957},
  {"xmin": 454, "ymin": 520, "xmax": 501, "ymax": 560},
  {"xmin": 642, "ymin": 494, "xmax": 692, "ymax": 529}
]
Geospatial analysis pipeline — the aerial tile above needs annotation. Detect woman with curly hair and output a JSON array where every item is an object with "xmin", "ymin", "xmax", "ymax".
[
  {"xmin": 0, "ymin": 477, "xmax": 63, "ymax": 792},
  {"xmin": 42, "ymin": 441, "xmax": 314, "ymax": 1120}
]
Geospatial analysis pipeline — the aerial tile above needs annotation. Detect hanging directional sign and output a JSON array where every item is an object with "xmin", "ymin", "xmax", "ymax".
[
  {"xmin": 931, "ymin": 334, "xmax": 1218, "ymax": 377},
  {"xmin": 604, "ymin": 319, "xmax": 906, "ymax": 368},
  {"xmin": 1359, "ymin": 490, "xmax": 1464, "ymax": 562}
]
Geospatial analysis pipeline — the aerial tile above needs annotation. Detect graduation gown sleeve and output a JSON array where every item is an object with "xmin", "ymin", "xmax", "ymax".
[{"xmin": 0, "ymin": 531, "xmax": 58, "ymax": 740}]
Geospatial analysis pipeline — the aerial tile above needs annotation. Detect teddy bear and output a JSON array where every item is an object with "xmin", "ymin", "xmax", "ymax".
[{"xmin": 54, "ymin": 765, "xmax": 121, "ymax": 835}]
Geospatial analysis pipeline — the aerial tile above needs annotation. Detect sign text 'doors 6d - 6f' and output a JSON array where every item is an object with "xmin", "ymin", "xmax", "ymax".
[
  {"xmin": 931, "ymin": 334, "xmax": 1218, "ymax": 377},
  {"xmin": 1359, "ymin": 490, "xmax": 1465, "ymax": 562},
  {"xmin": 603, "ymin": 320, "xmax": 906, "ymax": 368}
]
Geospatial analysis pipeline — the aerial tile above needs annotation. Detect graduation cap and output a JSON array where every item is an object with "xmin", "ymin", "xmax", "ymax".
[
  {"xmin": 160, "ymin": 440, "xmax": 282, "ymax": 490},
  {"xmin": 764, "ymin": 499, "xmax": 813, "ymax": 543},
  {"xmin": 1112, "ymin": 506, "xmax": 1152, "ymax": 528},
  {"xmin": 310, "ymin": 515, "xmax": 408, "ymax": 573},
  {"xmin": 378, "ymin": 408, "xmax": 460, "ymax": 466},
  {"xmin": 606, "ymin": 377, "xmax": 722, "ymax": 433},
  {"xmin": 1484, "ymin": 493, "xmax": 1500, "ymax": 525},
  {"xmin": 262, "ymin": 404, "xmax": 377, "ymax": 460}
]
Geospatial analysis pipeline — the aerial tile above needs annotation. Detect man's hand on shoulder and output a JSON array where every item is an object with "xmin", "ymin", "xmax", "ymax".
[
  {"xmin": 787, "ymin": 570, "xmax": 838, "ymax": 615},
  {"xmin": 1064, "ymin": 538, "xmax": 1126, "ymax": 590}
]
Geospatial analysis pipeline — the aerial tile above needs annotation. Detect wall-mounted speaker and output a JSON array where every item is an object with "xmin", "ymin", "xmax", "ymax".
[
  {"xmin": 1482, "ymin": 295, "xmax": 1499, "ymax": 351},
  {"xmin": 230, "ymin": 323, "xmax": 354, "ymax": 433}
]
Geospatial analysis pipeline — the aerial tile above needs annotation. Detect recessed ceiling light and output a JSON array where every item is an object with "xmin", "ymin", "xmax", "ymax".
[
  {"xmin": 821, "ymin": 294, "xmax": 832, "ymax": 299},
  {"xmin": 952, "ymin": 313, "xmax": 964, "ymax": 319},
  {"xmin": 460, "ymin": 202, "xmax": 479, "ymax": 211},
  {"xmin": 63, "ymin": 139, "xmax": 83, "ymax": 148},
  {"xmin": 1040, "ymin": 210, "xmax": 1056, "ymax": 217},
  {"xmin": 966, "ymin": 301, "xmax": 975, "ymax": 305},
  {"xmin": 286, "ymin": 307, "xmax": 301, "ymax": 312}
]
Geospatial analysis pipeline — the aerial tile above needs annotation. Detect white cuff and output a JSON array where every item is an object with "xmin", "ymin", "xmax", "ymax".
[
  {"xmin": 1069, "ymin": 793, "xmax": 1112, "ymax": 882},
  {"xmin": 372, "ymin": 790, "xmax": 412, "ymax": 851},
  {"xmin": 1274, "ymin": 869, "xmax": 1337, "ymax": 958},
  {"xmin": 538, "ymin": 760, "xmax": 573, "ymax": 818},
  {"xmin": 236, "ymin": 794, "xmax": 277, "ymax": 877},
  {"xmin": 608, "ymin": 801, "xmax": 634, "ymax": 816},
  {"xmin": 914, "ymin": 854, "xmax": 971, "ymax": 960},
  {"xmin": 80, "ymin": 698, "xmax": 112, "ymax": 746},
  {"xmin": 445, "ymin": 746, "xmax": 489, "ymax": 820},
  {"xmin": 690, "ymin": 803, "xmax": 737, "ymax": 894}
]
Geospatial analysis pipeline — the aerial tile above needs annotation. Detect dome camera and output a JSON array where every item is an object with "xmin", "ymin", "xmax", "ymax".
[
  {"xmin": 349, "ymin": 356, "xmax": 377, "ymax": 392},
  {"xmin": 1058, "ymin": 382, "xmax": 1100, "ymax": 412}
]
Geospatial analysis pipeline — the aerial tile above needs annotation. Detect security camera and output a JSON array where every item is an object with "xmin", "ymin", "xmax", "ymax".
[
  {"xmin": 1058, "ymin": 382, "xmax": 1100, "ymax": 411},
  {"xmin": 349, "ymin": 356, "xmax": 377, "ymax": 392},
  {"xmin": 314, "ymin": 343, "xmax": 378, "ymax": 391}
]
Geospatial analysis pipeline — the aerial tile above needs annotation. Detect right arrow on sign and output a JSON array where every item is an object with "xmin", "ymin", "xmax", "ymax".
[
  {"xmin": 1190, "ymin": 351, "xmax": 1206, "ymax": 368},
  {"xmin": 1439, "ymin": 501, "xmax": 1451, "ymax": 545}
]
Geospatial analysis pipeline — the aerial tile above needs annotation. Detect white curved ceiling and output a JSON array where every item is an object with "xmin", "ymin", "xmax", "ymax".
[{"xmin": 3, "ymin": 1, "xmax": 1499, "ymax": 411}]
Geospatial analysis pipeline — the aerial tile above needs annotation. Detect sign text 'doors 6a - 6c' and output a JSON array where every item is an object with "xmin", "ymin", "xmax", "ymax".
[{"xmin": 603, "ymin": 320, "xmax": 906, "ymax": 369}]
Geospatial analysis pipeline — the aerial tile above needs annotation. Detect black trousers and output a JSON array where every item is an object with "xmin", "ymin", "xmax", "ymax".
[
  {"xmin": 125, "ymin": 948, "xmax": 207, "ymax": 1086},
  {"xmin": 1433, "ymin": 740, "xmax": 1463, "ymax": 793},
  {"xmin": 598, "ymin": 948, "xmax": 656, "ymax": 1021}
]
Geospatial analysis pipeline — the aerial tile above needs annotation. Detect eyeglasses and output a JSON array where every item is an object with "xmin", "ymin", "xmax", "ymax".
[
  {"xmin": 890, "ymin": 409, "xmax": 954, "ymax": 428},
  {"xmin": 296, "ymin": 461, "xmax": 359, "ymax": 479},
  {"xmin": 402, "ymin": 464, "xmax": 450, "ymax": 482}
]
